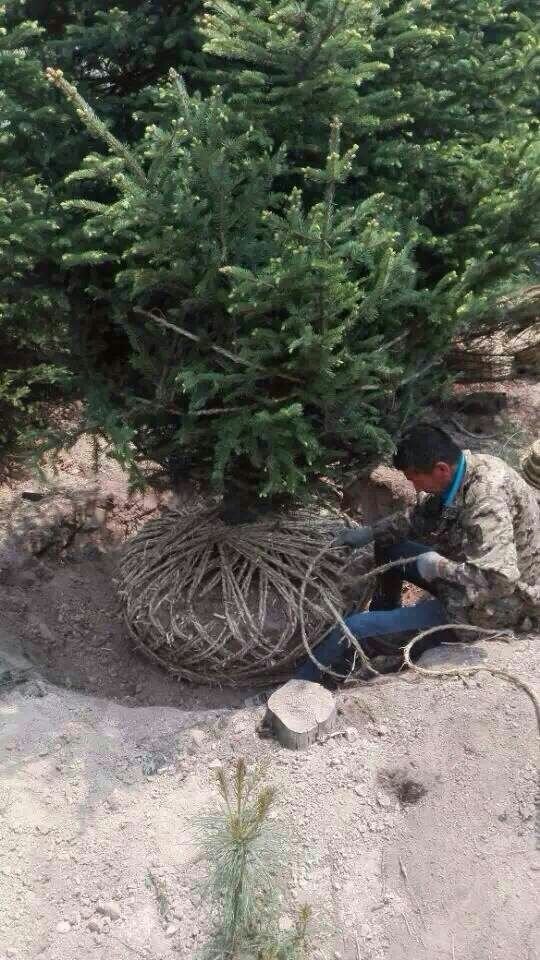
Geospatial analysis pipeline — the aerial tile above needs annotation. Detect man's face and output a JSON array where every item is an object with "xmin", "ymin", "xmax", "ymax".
[{"xmin": 403, "ymin": 461, "xmax": 455, "ymax": 494}]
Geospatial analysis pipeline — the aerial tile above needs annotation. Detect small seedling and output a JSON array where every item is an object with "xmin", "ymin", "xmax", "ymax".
[{"xmin": 198, "ymin": 758, "xmax": 311, "ymax": 959}]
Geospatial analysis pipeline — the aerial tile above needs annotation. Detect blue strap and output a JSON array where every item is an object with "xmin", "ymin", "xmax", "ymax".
[{"xmin": 442, "ymin": 452, "xmax": 466, "ymax": 508}]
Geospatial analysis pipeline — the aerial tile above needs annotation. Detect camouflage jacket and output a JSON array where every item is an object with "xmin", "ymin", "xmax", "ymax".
[{"xmin": 373, "ymin": 451, "xmax": 540, "ymax": 630}]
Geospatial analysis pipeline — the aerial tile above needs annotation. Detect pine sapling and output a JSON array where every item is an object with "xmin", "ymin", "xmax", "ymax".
[{"xmin": 198, "ymin": 759, "xmax": 311, "ymax": 959}]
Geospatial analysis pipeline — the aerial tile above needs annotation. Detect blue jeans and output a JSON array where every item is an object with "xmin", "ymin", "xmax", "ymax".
[{"xmin": 294, "ymin": 540, "xmax": 451, "ymax": 682}]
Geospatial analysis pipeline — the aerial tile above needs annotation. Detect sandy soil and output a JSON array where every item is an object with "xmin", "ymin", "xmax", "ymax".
[
  {"xmin": 0, "ymin": 635, "xmax": 538, "ymax": 960},
  {"xmin": 0, "ymin": 382, "xmax": 538, "ymax": 960}
]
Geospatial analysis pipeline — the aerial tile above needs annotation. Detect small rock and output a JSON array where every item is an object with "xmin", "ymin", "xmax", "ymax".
[
  {"xmin": 88, "ymin": 918, "xmax": 104, "ymax": 933},
  {"xmin": 244, "ymin": 694, "xmax": 264, "ymax": 708},
  {"xmin": 419, "ymin": 644, "xmax": 485, "ymax": 670},
  {"xmin": 208, "ymin": 759, "xmax": 223, "ymax": 770},
  {"xmin": 56, "ymin": 921, "xmax": 71, "ymax": 933},
  {"xmin": 278, "ymin": 915, "xmax": 294, "ymax": 933},
  {"xmin": 6, "ymin": 950, "xmax": 17, "ymax": 958},
  {"xmin": 22, "ymin": 681, "xmax": 46, "ymax": 699},
  {"xmin": 165, "ymin": 924, "xmax": 179, "ymax": 938},
  {"xmin": 189, "ymin": 728, "xmax": 207, "ymax": 748},
  {"xmin": 344, "ymin": 726, "xmax": 358, "ymax": 742},
  {"xmin": 377, "ymin": 792, "xmax": 391, "ymax": 808},
  {"xmin": 96, "ymin": 900, "xmax": 121, "ymax": 920}
]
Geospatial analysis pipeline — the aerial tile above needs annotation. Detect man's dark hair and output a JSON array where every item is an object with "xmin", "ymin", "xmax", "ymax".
[{"xmin": 393, "ymin": 424, "xmax": 462, "ymax": 473}]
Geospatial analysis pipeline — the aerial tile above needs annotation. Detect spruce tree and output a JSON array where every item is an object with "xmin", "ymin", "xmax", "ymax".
[
  {"xmin": 0, "ymin": 2, "xmax": 203, "ymax": 444},
  {"xmin": 202, "ymin": 0, "xmax": 539, "ymax": 330},
  {"xmin": 2, "ymin": 0, "xmax": 537, "ymax": 496},
  {"xmin": 47, "ymin": 67, "xmax": 421, "ymax": 498},
  {"xmin": 43, "ymin": 1, "xmax": 538, "ymax": 503},
  {"xmin": 0, "ymin": 17, "xmax": 70, "ymax": 442}
]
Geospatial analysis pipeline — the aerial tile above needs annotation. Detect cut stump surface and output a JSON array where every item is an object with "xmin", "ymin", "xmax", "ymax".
[{"xmin": 266, "ymin": 679, "xmax": 336, "ymax": 750}]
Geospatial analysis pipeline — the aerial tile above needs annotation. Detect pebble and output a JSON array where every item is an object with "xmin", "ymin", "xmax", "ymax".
[
  {"xmin": 208, "ymin": 759, "xmax": 223, "ymax": 770},
  {"xmin": 244, "ymin": 694, "xmax": 264, "ymax": 708},
  {"xmin": 344, "ymin": 726, "xmax": 358, "ymax": 742},
  {"xmin": 96, "ymin": 900, "xmax": 121, "ymax": 920},
  {"xmin": 56, "ymin": 921, "xmax": 71, "ymax": 933},
  {"xmin": 88, "ymin": 918, "xmax": 104, "ymax": 933},
  {"xmin": 189, "ymin": 728, "xmax": 207, "ymax": 748},
  {"xmin": 165, "ymin": 924, "xmax": 179, "ymax": 937}
]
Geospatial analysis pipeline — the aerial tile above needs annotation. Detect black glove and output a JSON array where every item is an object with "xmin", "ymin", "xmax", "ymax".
[{"xmin": 334, "ymin": 525, "xmax": 374, "ymax": 549}]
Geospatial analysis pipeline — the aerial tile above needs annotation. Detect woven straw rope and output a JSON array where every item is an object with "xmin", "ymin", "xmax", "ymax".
[{"xmin": 119, "ymin": 505, "xmax": 371, "ymax": 685}]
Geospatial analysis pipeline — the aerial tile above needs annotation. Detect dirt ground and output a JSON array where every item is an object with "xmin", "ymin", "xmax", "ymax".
[{"xmin": 0, "ymin": 381, "xmax": 538, "ymax": 960}]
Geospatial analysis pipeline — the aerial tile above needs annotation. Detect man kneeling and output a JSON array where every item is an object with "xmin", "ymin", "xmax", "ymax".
[{"xmin": 295, "ymin": 424, "xmax": 540, "ymax": 683}]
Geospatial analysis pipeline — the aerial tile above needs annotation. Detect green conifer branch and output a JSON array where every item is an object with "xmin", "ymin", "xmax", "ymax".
[{"xmin": 45, "ymin": 68, "xmax": 148, "ymax": 188}]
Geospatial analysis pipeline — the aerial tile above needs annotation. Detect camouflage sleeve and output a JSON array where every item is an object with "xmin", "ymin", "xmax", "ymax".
[
  {"xmin": 435, "ymin": 485, "xmax": 520, "ymax": 622},
  {"xmin": 459, "ymin": 483, "xmax": 520, "ymax": 589}
]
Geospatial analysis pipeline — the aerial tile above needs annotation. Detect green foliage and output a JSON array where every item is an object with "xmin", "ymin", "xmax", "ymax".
[
  {"xmin": 198, "ymin": 759, "xmax": 311, "ymax": 959},
  {"xmin": 46, "ymin": 71, "xmax": 426, "ymax": 495},
  {"xmin": 0, "ymin": 20, "xmax": 71, "ymax": 441},
  {"xmin": 0, "ymin": 2, "xmax": 204, "ymax": 444},
  {"xmin": 1, "ymin": 0, "xmax": 537, "ymax": 494},
  {"xmin": 202, "ymin": 0, "xmax": 539, "ymax": 325},
  {"xmin": 202, "ymin": 0, "xmax": 388, "ymax": 152}
]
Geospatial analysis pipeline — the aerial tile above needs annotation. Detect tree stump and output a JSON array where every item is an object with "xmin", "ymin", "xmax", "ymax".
[{"xmin": 266, "ymin": 679, "xmax": 336, "ymax": 750}]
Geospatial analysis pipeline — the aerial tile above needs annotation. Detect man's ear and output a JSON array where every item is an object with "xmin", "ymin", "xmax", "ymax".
[{"xmin": 434, "ymin": 461, "xmax": 453, "ymax": 481}]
